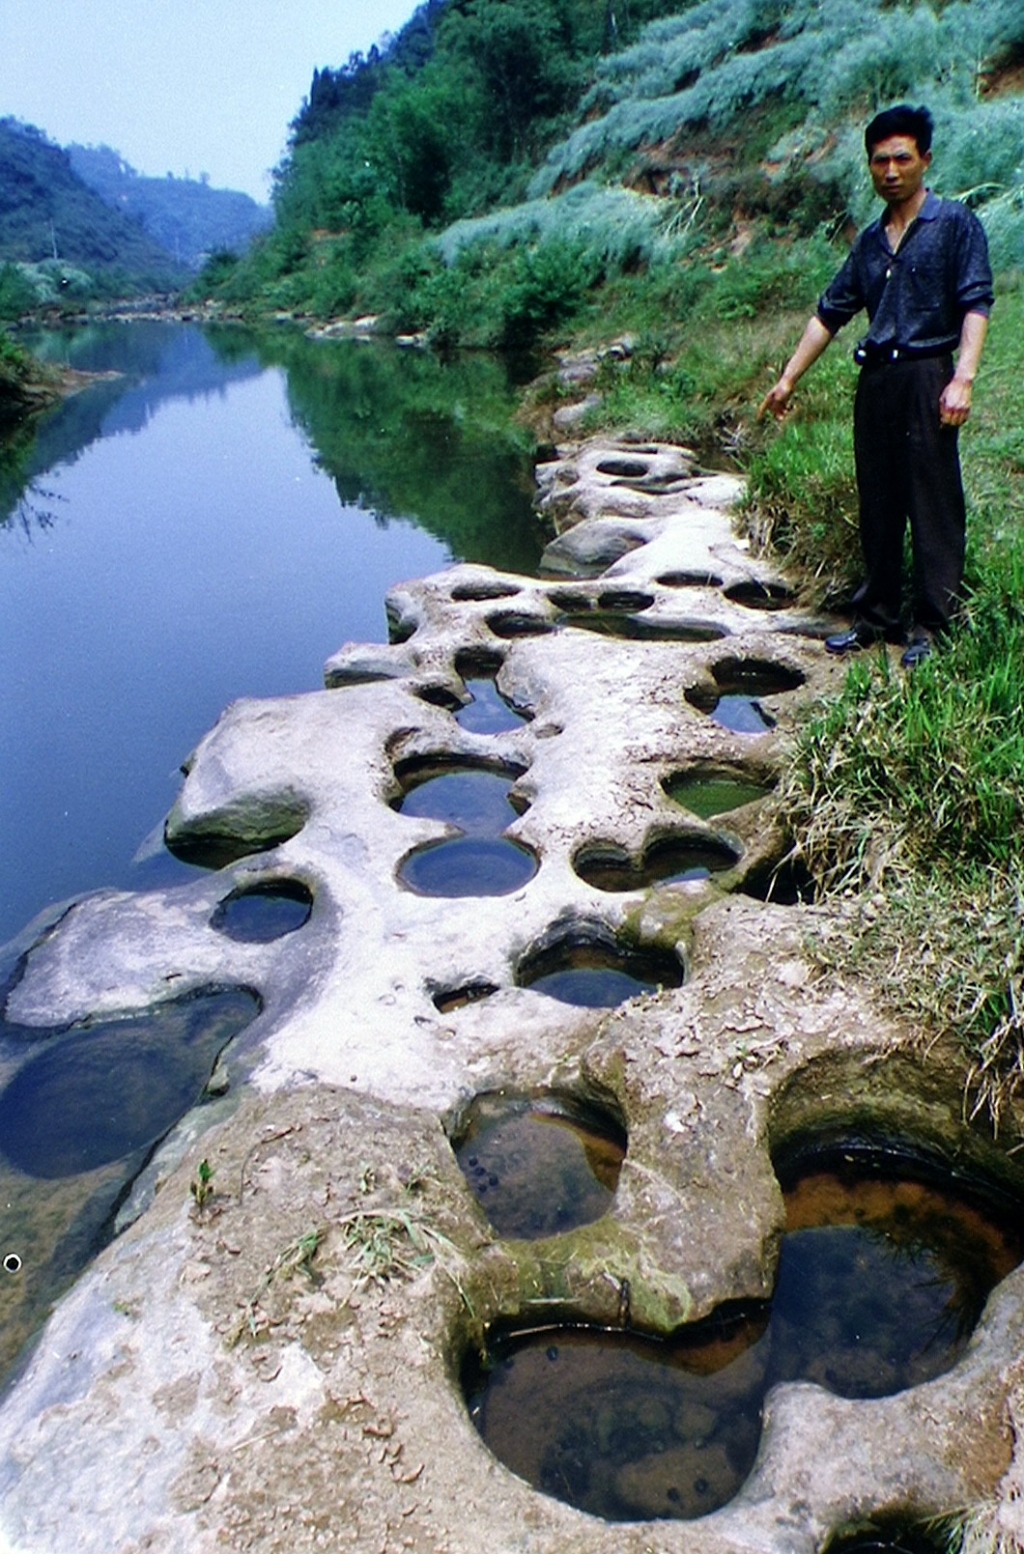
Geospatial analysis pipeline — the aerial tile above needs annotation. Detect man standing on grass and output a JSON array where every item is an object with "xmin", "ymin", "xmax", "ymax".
[{"xmin": 759, "ymin": 103, "xmax": 993, "ymax": 668}]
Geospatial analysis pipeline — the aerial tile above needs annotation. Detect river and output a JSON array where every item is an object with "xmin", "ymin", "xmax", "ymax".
[{"xmin": 0, "ymin": 322, "xmax": 543, "ymax": 947}]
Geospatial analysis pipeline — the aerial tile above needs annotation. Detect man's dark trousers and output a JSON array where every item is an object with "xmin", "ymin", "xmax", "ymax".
[{"xmin": 852, "ymin": 353, "xmax": 965, "ymax": 635}]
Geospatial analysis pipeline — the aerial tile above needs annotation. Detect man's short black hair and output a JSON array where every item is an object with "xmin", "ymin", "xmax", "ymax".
[{"xmin": 865, "ymin": 103, "xmax": 934, "ymax": 156}]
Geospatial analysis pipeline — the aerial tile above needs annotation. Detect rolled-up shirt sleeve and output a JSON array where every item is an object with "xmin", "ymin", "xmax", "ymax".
[{"xmin": 816, "ymin": 248, "xmax": 866, "ymax": 335}]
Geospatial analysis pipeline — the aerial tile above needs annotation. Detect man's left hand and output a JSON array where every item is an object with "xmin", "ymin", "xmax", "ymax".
[{"xmin": 939, "ymin": 376, "xmax": 973, "ymax": 426}]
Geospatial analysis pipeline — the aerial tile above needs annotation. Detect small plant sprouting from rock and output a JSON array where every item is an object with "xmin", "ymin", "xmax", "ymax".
[
  {"xmin": 190, "ymin": 1158, "xmax": 214, "ymax": 1212},
  {"xmin": 229, "ymin": 1227, "xmax": 325, "ymax": 1345}
]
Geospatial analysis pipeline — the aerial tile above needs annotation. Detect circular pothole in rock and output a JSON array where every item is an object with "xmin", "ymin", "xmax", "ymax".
[
  {"xmin": 686, "ymin": 660, "xmax": 803, "ymax": 734},
  {"xmin": 546, "ymin": 588, "xmax": 593, "ymax": 613},
  {"xmin": 455, "ymin": 678, "xmax": 529, "ymax": 733},
  {"xmin": 574, "ymin": 835, "xmax": 740, "ymax": 890},
  {"xmin": 450, "ymin": 1091, "xmax": 626, "ymax": 1238},
  {"xmin": 210, "ymin": 879, "xmax": 313, "ymax": 942},
  {"xmin": 664, "ymin": 768, "xmax": 773, "ymax": 818},
  {"xmin": 770, "ymin": 1136, "xmax": 1024, "ymax": 1399},
  {"xmin": 399, "ymin": 838, "xmax": 538, "ymax": 897},
  {"xmin": 656, "ymin": 570, "xmax": 723, "ymax": 589},
  {"xmin": 394, "ymin": 761, "xmax": 528, "ymax": 834},
  {"xmin": 741, "ymin": 855, "xmax": 817, "ymax": 905},
  {"xmin": 487, "ymin": 610, "xmax": 557, "ymax": 639},
  {"xmin": 596, "ymin": 457, "xmax": 652, "ymax": 478},
  {"xmin": 463, "ymin": 1304, "xmax": 769, "ymax": 1521},
  {"xmin": 567, "ymin": 614, "xmax": 727, "ymax": 643},
  {"xmin": 596, "ymin": 589, "xmax": 655, "ymax": 613},
  {"xmin": 451, "ymin": 581, "xmax": 522, "ymax": 602},
  {"xmin": 824, "ymin": 1525, "xmax": 953, "ymax": 1554},
  {"xmin": 723, "ymin": 580, "xmax": 796, "ymax": 611},
  {"xmin": 431, "ymin": 981, "xmax": 500, "ymax": 1014},
  {"xmin": 0, "ymin": 988, "xmax": 261, "ymax": 1178},
  {"xmin": 517, "ymin": 928, "xmax": 682, "ymax": 1007},
  {"xmin": 711, "ymin": 657, "xmax": 805, "ymax": 696},
  {"xmin": 165, "ymin": 805, "xmax": 308, "ymax": 870},
  {"xmin": 396, "ymin": 759, "xmax": 536, "ymax": 896}
]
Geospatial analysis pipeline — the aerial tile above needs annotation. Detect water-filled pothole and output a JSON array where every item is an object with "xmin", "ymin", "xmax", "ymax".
[
  {"xmin": 464, "ymin": 1305, "xmax": 769, "ymax": 1522},
  {"xmin": 517, "ymin": 930, "xmax": 682, "ymax": 1007},
  {"xmin": 686, "ymin": 658, "xmax": 804, "ymax": 734},
  {"xmin": 451, "ymin": 581, "xmax": 522, "ymax": 602},
  {"xmin": 0, "ymin": 987, "xmax": 261, "ymax": 1179},
  {"xmin": 455, "ymin": 679, "xmax": 528, "ymax": 734},
  {"xmin": 0, "ymin": 985, "xmax": 261, "ymax": 1385},
  {"xmin": 770, "ymin": 1137, "xmax": 1024, "ymax": 1398},
  {"xmin": 712, "ymin": 657, "xmax": 805, "ymax": 697},
  {"xmin": 399, "ymin": 837, "xmax": 538, "ymax": 897},
  {"xmin": 465, "ymin": 1137, "xmax": 1023, "ymax": 1519},
  {"xmin": 656, "ymin": 570, "xmax": 723, "ymax": 589},
  {"xmin": 565, "ymin": 614, "xmax": 727, "ymax": 643},
  {"xmin": 596, "ymin": 458, "xmax": 652, "ymax": 478},
  {"xmin": 487, "ymin": 610, "xmax": 557, "ymax": 639},
  {"xmin": 164, "ymin": 806, "xmax": 308, "ymax": 870},
  {"xmin": 451, "ymin": 1092, "xmax": 626, "ymax": 1238},
  {"xmin": 210, "ymin": 879, "xmax": 313, "ymax": 941},
  {"xmin": 825, "ymin": 1522, "xmax": 953, "ymax": 1554},
  {"xmin": 574, "ymin": 835, "xmax": 740, "ymax": 890},
  {"xmin": 664, "ymin": 769, "xmax": 773, "ymax": 818},
  {"xmin": 723, "ymin": 580, "xmax": 796, "ymax": 611},
  {"xmin": 395, "ymin": 765, "xmax": 526, "ymax": 833},
  {"xmin": 596, "ymin": 589, "xmax": 655, "ymax": 613},
  {"xmin": 396, "ymin": 761, "xmax": 537, "ymax": 897},
  {"xmin": 432, "ymin": 981, "xmax": 500, "ymax": 1014}
]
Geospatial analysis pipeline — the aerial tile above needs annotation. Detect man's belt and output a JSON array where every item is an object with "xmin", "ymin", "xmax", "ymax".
[{"xmin": 854, "ymin": 341, "xmax": 954, "ymax": 366}]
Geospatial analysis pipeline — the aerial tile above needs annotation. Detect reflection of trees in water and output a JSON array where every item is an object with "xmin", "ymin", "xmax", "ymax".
[
  {"xmin": 0, "ymin": 323, "xmax": 264, "ymax": 530},
  {"xmin": 3, "ymin": 323, "xmax": 544, "ymax": 574},
  {"xmin": 8, "ymin": 483, "xmax": 66, "ymax": 536},
  {"xmin": 243, "ymin": 330, "xmax": 544, "ymax": 575}
]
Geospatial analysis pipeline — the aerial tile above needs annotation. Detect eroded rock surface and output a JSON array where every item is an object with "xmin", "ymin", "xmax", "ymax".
[{"xmin": 0, "ymin": 437, "xmax": 1021, "ymax": 1554}]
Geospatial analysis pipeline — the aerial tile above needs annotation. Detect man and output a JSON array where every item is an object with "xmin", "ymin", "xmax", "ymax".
[{"xmin": 759, "ymin": 103, "xmax": 993, "ymax": 667}]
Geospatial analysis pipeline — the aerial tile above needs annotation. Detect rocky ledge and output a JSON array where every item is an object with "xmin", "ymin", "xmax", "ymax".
[{"xmin": 0, "ymin": 438, "xmax": 1021, "ymax": 1554}]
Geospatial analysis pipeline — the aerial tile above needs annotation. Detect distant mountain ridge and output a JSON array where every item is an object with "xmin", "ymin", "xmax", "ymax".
[
  {"xmin": 0, "ymin": 118, "xmax": 186, "ymax": 289},
  {"xmin": 67, "ymin": 144, "xmax": 273, "ymax": 270}
]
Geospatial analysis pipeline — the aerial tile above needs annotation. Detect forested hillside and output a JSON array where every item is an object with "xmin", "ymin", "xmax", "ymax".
[
  {"xmin": 206, "ymin": 0, "xmax": 1024, "ymax": 342},
  {"xmin": 0, "ymin": 119, "xmax": 186, "ymax": 296},
  {"xmin": 67, "ymin": 145, "xmax": 272, "ymax": 271}
]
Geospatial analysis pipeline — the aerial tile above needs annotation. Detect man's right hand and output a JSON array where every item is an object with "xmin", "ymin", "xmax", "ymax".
[{"xmin": 758, "ymin": 378, "xmax": 795, "ymax": 420}]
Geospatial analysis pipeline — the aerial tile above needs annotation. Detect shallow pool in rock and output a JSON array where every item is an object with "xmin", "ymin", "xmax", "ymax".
[
  {"xmin": 210, "ymin": 880, "xmax": 313, "ymax": 942},
  {"xmin": 464, "ymin": 1308, "xmax": 769, "ymax": 1521},
  {"xmin": 518, "ymin": 936, "xmax": 683, "ymax": 1007},
  {"xmin": 397, "ymin": 769, "xmax": 523, "ymax": 835},
  {"xmin": 0, "ymin": 984, "xmax": 260, "ymax": 1383},
  {"xmin": 665, "ymin": 772, "xmax": 772, "ymax": 818},
  {"xmin": 575, "ymin": 835, "xmax": 740, "ymax": 891},
  {"xmin": 452, "ymin": 1092, "xmax": 626, "ymax": 1238},
  {"xmin": 455, "ymin": 678, "xmax": 528, "ymax": 734},
  {"xmin": 465, "ymin": 1139, "xmax": 1024, "ymax": 1520},
  {"xmin": 396, "ymin": 765, "xmax": 536, "ymax": 896},
  {"xmin": 768, "ymin": 1141, "xmax": 1024, "ymax": 1398},
  {"xmin": 399, "ymin": 837, "xmax": 538, "ymax": 896}
]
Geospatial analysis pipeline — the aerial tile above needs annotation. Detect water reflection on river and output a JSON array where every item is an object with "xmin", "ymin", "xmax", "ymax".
[{"xmin": 0, "ymin": 323, "xmax": 543, "ymax": 946}]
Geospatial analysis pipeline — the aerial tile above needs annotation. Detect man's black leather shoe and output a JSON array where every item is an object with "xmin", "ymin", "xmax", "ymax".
[{"xmin": 825, "ymin": 623, "xmax": 884, "ymax": 655}]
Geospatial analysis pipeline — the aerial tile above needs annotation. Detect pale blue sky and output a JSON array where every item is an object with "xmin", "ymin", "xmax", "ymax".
[{"xmin": 0, "ymin": 0, "xmax": 418, "ymax": 202}]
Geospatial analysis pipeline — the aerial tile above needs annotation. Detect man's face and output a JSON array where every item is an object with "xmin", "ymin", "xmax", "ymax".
[{"xmin": 868, "ymin": 134, "xmax": 932, "ymax": 207}]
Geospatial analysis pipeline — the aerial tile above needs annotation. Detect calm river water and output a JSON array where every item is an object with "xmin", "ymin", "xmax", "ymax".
[{"xmin": 0, "ymin": 322, "xmax": 543, "ymax": 946}]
